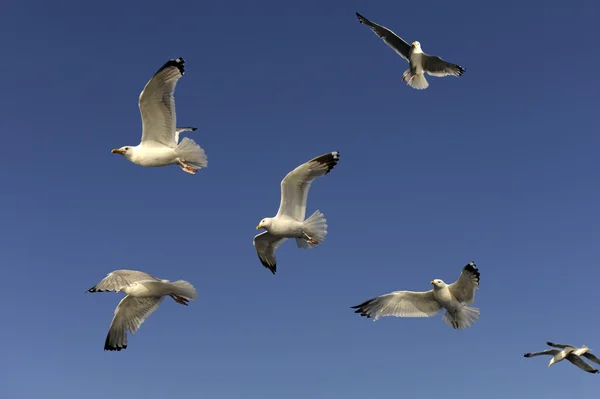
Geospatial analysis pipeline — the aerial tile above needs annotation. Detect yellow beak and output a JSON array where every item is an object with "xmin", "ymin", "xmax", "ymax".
[
  {"xmin": 412, "ymin": 41, "xmax": 417, "ymax": 46},
  {"xmin": 256, "ymin": 224, "xmax": 263, "ymax": 230},
  {"xmin": 111, "ymin": 148, "xmax": 125, "ymax": 155},
  {"xmin": 430, "ymin": 281, "xmax": 435, "ymax": 285}
]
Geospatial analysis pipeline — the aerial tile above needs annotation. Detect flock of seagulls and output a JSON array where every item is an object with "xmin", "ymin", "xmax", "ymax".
[{"xmin": 90, "ymin": 10, "xmax": 594, "ymax": 376}]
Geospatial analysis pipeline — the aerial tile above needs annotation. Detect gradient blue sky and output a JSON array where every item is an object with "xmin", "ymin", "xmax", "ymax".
[{"xmin": 1, "ymin": 0, "xmax": 599, "ymax": 398}]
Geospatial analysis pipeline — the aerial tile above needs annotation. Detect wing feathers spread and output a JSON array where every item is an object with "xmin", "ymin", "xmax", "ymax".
[
  {"xmin": 356, "ymin": 12, "xmax": 411, "ymax": 61},
  {"xmin": 352, "ymin": 290, "xmax": 442, "ymax": 321}
]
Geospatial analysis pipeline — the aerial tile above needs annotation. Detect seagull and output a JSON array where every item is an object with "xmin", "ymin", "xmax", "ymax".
[
  {"xmin": 86, "ymin": 270, "xmax": 197, "ymax": 351},
  {"xmin": 546, "ymin": 342, "xmax": 600, "ymax": 366},
  {"xmin": 352, "ymin": 261, "xmax": 480, "ymax": 329},
  {"xmin": 356, "ymin": 12, "xmax": 465, "ymax": 90},
  {"xmin": 524, "ymin": 344, "xmax": 599, "ymax": 374},
  {"xmin": 111, "ymin": 57, "xmax": 207, "ymax": 174},
  {"xmin": 254, "ymin": 151, "xmax": 340, "ymax": 274}
]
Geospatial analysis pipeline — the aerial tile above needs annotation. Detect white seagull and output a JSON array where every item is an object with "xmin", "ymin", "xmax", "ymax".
[
  {"xmin": 111, "ymin": 57, "xmax": 207, "ymax": 174},
  {"xmin": 352, "ymin": 261, "xmax": 480, "ymax": 329},
  {"xmin": 356, "ymin": 12, "xmax": 465, "ymax": 90},
  {"xmin": 254, "ymin": 152, "xmax": 340, "ymax": 274},
  {"xmin": 86, "ymin": 270, "xmax": 198, "ymax": 351},
  {"xmin": 524, "ymin": 343, "xmax": 600, "ymax": 374}
]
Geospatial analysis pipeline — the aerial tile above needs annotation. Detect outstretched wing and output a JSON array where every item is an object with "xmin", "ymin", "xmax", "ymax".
[
  {"xmin": 87, "ymin": 270, "xmax": 159, "ymax": 293},
  {"xmin": 175, "ymin": 126, "xmax": 197, "ymax": 143},
  {"xmin": 104, "ymin": 296, "xmax": 164, "ymax": 351},
  {"xmin": 351, "ymin": 290, "xmax": 442, "ymax": 321},
  {"xmin": 356, "ymin": 12, "xmax": 411, "ymax": 62},
  {"xmin": 139, "ymin": 58, "xmax": 186, "ymax": 148},
  {"xmin": 448, "ymin": 261, "xmax": 480, "ymax": 304},
  {"xmin": 546, "ymin": 341, "xmax": 576, "ymax": 349},
  {"xmin": 253, "ymin": 231, "xmax": 288, "ymax": 274},
  {"xmin": 276, "ymin": 152, "xmax": 340, "ymax": 221},
  {"xmin": 566, "ymin": 354, "xmax": 600, "ymax": 374},
  {"xmin": 422, "ymin": 54, "xmax": 465, "ymax": 77},
  {"xmin": 582, "ymin": 352, "xmax": 600, "ymax": 365},
  {"xmin": 523, "ymin": 349, "xmax": 561, "ymax": 357}
]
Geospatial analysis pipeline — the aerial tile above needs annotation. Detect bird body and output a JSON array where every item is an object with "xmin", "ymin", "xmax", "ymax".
[
  {"xmin": 253, "ymin": 151, "xmax": 340, "ymax": 274},
  {"xmin": 524, "ymin": 342, "xmax": 600, "ymax": 373},
  {"xmin": 352, "ymin": 262, "xmax": 480, "ymax": 330},
  {"xmin": 356, "ymin": 12, "xmax": 465, "ymax": 90},
  {"xmin": 87, "ymin": 270, "xmax": 197, "ymax": 351},
  {"xmin": 111, "ymin": 58, "xmax": 207, "ymax": 174}
]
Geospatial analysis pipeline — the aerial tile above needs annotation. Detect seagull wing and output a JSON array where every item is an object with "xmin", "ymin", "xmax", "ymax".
[
  {"xmin": 546, "ymin": 341, "xmax": 576, "ymax": 349},
  {"xmin": 104, "ymin": 296, "xmax": 165, "ymax": 351},
  {"xmin": 582, "ymin": 352, "xmax": 600, "ymax": 365},
  {"xmin": 523, "ymin": 349, "xmax": 561, "ymax": 357},
  {"xmin": 253, "ymin": 231, "xmax": 288, "ymax": 274},
  {"xmin": 421, "ymin": 54, "xmax": 465, "ymax": 77},
  {"xmin": 87, "ymin": 270, "xmax": 159, "ymax": 293},
  {"xmin": 351, "ymin": 290, "xmax": 442, "ymax": 321},
  {"xmin": 566, "ymin": 354, "xmax": 600, "ymax": 373},
  {"xmin": 356, "ymin": 12, "xmax": 411, "ymax": 62},
  {"xmin": 448, "ymin": 261, "xmax": 480, "ymax": 305},
  {"xmin": 276, "ymin": 152, "xmax": 340, "ymax": 221},
  {"xmin": 139, "ymin": 58, "xmax": 186, "ymax": 148}
]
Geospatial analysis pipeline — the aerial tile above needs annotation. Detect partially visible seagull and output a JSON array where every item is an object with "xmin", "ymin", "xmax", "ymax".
[
  {"xmin": 254, "ymin": 152, "xmax": 340, "ymax": 274},
  {"xmin": 352, "ymin": 261, "xmax": 480, "ymax": 329},
  {"xmin": 87, "ymin": 270, "xmax": 198, "ymax": 351},
  {"xmin": 111, "ymin": 57, "xmax": 207, "ymax": 174},
  {"xmin": 356, "ymin": 12, "xmax": 465, "ymax": 90},
  {"xmin": 546, "ymin": 342, "xmax": 600, "ymax": 366},
  {"xmin": 524, "ymin": 343, "xmax": 599, "ymax": 374}
]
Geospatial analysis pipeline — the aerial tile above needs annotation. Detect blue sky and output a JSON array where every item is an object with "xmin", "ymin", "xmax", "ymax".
[{"xmin": 1, "ymin": 0, "xmax": 599, "ymax": 398}]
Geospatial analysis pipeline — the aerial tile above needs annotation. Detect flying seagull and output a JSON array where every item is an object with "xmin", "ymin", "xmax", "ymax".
[
  {"xmin": 524, "ymin": 344, "xmax": 599, "ymax": 374},
  {"xmin": 87, "ymin": 270, "xmax": 197, "ymax": 351},
  {"xmin": 356, "ymin": 12, "xmax": 465, "ymax": 90},
  {"xmin": 254, "ymin": 151, "xmax": 340, "ymax": 274},
  {"xmin": 111, "ymin": 57, "xmax": 208, "ymax": 174},
  {"xmin": 352, "ymin": 261, "xmax": 480, "ymax": 329},
  {"xmin": 546, "ymin": 342, "xmax": 600, "ymax": 366}
]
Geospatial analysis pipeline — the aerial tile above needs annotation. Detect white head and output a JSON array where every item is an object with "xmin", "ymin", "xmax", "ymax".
[
  {"xmin": 412, "ymin": 41, "xmax": 423, "ymax": 53},
  {"xmin": 256, "ymin": 218, "xmax": 273, "ymax": 230},
  {"xmin": 430, "ymin": 279, "xmax": 446, "ymax": 289},
  {"xmin": 111, "ymin": 146, "xmax": 135, "ymax": 160}
]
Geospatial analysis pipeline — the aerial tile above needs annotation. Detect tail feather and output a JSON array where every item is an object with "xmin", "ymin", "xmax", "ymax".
[
  {"xmin": 176, "ymin": 137, "xmax": 207, "ymax": 169},
  {"xmin": 442, "ymin": 306, "xmax": 480, "ymax": 330},
  {"xmin": 171, "ymin": 280, "xmax": 197, "ymax": 300},
  {"xmin": 403, "ymin": 69, "xmax": 429, "ymax": 90},
  {"xmin": 296, "ymin": 210, "xmax": 328, "ymax": 249}
]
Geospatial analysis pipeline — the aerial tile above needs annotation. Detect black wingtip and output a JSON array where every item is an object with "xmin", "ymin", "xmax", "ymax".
[
  {"xmin": 155, "ymin": 57, "xmax": 186, "ymax": 77},
  {"xmin": 104, "ymin": 335, "xmax": 126, "ymax": 351},
  {"xmin": 463, "ymin": 261, "xmax": 480, "ymax": 284},
  {"xmin": 523, "ymin": 353, "xmax": 531, "ymax": 357},
  {"xmin": 356, "ymin": 12, "xmax": 366, "ymax": 23},
  {"xmin": 191, "ymin": 127, "xmax": 198, "ymax": 131}
]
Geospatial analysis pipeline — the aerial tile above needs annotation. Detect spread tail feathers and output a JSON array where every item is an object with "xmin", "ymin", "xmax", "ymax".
[
  {"xmin": 176, "ymin": 137, "xmax": 208, "ymax": 169},
  {"xmin": 171, "ymin": 280, "xmax": 198, "ymax": 300},
  {"xmin": 442, "ymin": 306, "xmax": 480, "ymax": 330},
  {"xmin": 403, "ymin": 69, "xmax": 429, "ymax": 90},
  {"xmin": 296, "ymin": 210, "xmax": 328, "ymax": 249}
]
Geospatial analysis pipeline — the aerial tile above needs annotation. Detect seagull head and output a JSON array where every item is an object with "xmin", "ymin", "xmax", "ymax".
[
  {"xmin": 412, "ymin": 41, "xmax": 422, "ymax": 52},
  {"xmin": 548, "ymin": 358, "xmax": 556, "ymax": 368},
  {"xmin": 111, "ymin": 146, "xmax": 133, "ymax": 158},
  {"xmin": 256, "ymin": 218, "xmax": 272, "ymax": 230},
  {"xmin": 430, "ymin": 279, "xmax": 445, "ymax": 288}
]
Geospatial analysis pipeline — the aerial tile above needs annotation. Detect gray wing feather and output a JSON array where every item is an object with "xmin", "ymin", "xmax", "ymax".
[
  {"xmin": 583, "ymin": 352, "xmax": 600, "ymax": 365},
  {"xmin": 253, "ymin": 231, "xmax": 288, "ymax": 274},
  {"xmin": 356, "ymin": 12, "xmax": 411, "ymax": 62},
  {"xmin": 351, "ymin": 290, "xmax": 442, "ymax": 321},
  {"xmin": 546, "ymin": 341, "xmax": 576, "ymax": 349},
  {"xmin": 566, "ymin": 354, "xmax": 600, "ymax": 373},
  {"xmin": 448, "ymin": 262, "xmax": 480, "ymax": 304},
  {"xmin": 139, "ymin": 58, "xmax": 185, "ymax": 148},
  {"xmin": 104, "ymin": 296, "xmax": 164, "ymax": 351},
  {"xmin": 422, "ymin": 54, "xmax": 465, "ymax": 77},
  {"xmin": 523, "ymin": 349, "xmax": 561, "ymax": 357},
  {"xmin": 87, "ymin": 270, "xmax": 159, "ymax": 293}
]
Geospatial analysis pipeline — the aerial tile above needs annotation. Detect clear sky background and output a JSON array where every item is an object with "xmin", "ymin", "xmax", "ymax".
[{"xmin": 1, "ymin": 0, "xmax": 599, "ymax": 398}]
